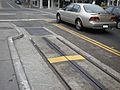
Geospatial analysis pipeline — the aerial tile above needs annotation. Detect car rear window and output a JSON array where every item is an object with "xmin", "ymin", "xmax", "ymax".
[{"xmin": 84, "ymin": 4, "xmax": 106, "ymax": 13}]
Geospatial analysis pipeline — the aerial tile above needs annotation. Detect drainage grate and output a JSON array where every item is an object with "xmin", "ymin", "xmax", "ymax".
[{"xmin": 25, "ymin": 27, "xmax": 53, "ymax": 36}]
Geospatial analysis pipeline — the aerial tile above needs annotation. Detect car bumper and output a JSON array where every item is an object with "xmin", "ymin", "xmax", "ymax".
[{"xmin": 89, "ymin": 22, "xmax": 116, "ymax": 29}]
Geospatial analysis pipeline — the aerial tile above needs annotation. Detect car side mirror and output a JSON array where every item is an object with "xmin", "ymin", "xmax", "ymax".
[
  {"xmin": 112, "ymin": 13, "xmax": 115, "ymax": 15},
  {"xmin": 62, "ymin": 8, "xmax": 66, "ymax": 11}
]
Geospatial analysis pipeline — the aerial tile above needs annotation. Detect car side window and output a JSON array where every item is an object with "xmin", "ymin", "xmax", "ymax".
[
  {"xmin": 112, "ymin": 7, "xmax": 120, "ymax": 15},
  {"xmin": 65, "ymin": 4, "xmax": 74, "ymax": 11},
  {"xmin": 105, "ymin": 7, "xmax": 113, "ymax": 13},
  {"xmin": 72, "ymin": 5, "xmax": 81, "ymax": 12}
]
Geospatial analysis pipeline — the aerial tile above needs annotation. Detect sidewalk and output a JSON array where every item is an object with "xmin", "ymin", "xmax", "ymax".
[{"xmin": 0, "ymin": 23, "xmax": 19, "ymax": 90}]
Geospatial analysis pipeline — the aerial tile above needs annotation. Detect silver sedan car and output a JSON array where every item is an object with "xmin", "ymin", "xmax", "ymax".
[{"xmin": 56, "ymin": 3, "xmax": 116, "ymax": 30}]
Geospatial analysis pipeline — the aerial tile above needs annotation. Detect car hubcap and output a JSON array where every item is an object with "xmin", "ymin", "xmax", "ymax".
[
  {"xmin": 76, "ymin": 20, "xmax": 81, "ymax": 30},
  {"xmin": 117, "ymin": 21, "xmax": 120, "ymax": 29},
  {"xmin": 57, "ymin": 15, "xmax": 60, "ymax": 22}
]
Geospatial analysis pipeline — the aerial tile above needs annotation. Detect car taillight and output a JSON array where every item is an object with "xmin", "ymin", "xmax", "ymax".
[
  {"xmin": 89, "ymin": 17, "xmax": 100, "ymax": 22},
  {"xmin": 110, "ymin": 16, "xmax": 116, "ymax": 21}
]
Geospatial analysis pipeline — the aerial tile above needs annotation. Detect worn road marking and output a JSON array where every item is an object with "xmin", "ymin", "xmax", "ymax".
[
  {"xmin": 44, "ymin": 19, "xmax": 56, "ymax": 22},
  {"xmin": 48, "ymin": 56, "xmax": 67, "ymax": 63},
  {"xmin": 37, "ymin": 10, "xmax": 56, "ymax": 16},
  {"xmin": 0, "ymin": 1, "xmax": 2, "ymax": 9},
  {"xmin": 0, "ymin": 19, "xmax": 56, "ymax": 22},
  {"xmin": 48, "ymin": 55, "xmax": 85, "ymax": 63},
  {"xmin": 7, "ymin": 2, "xmax": 15, "ymax": 8},
  {"xmin": 53, "ymin": 24, "xmax": 120, "ymax": 57},
  {"xmin": 0, "ymin": 13, "xmax": 16, "ymax": 15}
]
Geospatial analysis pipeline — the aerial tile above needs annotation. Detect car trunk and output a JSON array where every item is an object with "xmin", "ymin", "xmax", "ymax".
[{"xmin": 91, "ymin": 13, "xmax": 113, "ymax": 22}]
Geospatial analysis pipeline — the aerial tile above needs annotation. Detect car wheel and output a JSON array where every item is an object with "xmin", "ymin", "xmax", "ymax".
[
  {"xmin": 75, "ymin": 19, "xmax": 83, "ymax": 30},
  {"xmin": 56, "ymin": 14, "xmax": 62, "ymax": 23},
  {"xmin": 117, "ymin": 21, "xmax": 120, "ymax": 29}
]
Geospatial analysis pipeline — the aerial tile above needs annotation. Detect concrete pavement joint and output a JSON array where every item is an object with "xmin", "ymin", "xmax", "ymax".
[{"xmin": 8, "ymin": 24, "xmax": 31, "ymax": 90}]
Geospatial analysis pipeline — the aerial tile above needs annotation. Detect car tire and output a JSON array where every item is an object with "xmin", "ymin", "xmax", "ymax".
[
  {"xmin": 75, "ymin": 19, "xmax": 83, "ymax": 30},
  {"xmin": 117, "ymin": 21, "xmax": 120, "ymax": 29},
  {"xmin": 56, "ymin": 14, "xmax": 62, "ymax": 23}
]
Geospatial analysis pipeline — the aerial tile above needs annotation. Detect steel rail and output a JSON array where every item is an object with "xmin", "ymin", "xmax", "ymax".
[
  {"xmin": 43, "ymin": 37, "xmax": 106, "ymax": 90},
  {"xmin": 30, "ymin": 39, "xmax": 72, "ymax": 90},
  {"xmin": 57, "ymin": 37, "xmax": 120, "ymax": 84}
]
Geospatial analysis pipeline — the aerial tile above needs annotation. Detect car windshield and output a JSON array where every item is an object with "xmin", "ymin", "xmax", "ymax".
[{"xmin": 84, "ymin": 4, "xmax": 106, "ymax": 13}]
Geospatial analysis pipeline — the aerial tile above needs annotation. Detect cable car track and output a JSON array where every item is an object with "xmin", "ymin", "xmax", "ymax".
[
  {"xmin": 56, "ymin": 37, "xmax": 120, "ymax": 84},
  {"xmin": 30, "ymin": 37, "xmax": 108, "ymax": 90}
]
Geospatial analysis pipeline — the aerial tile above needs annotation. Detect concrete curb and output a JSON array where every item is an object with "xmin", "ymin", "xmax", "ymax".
[
  {"xmin": 57, "ymin": 35, "xmax": 120, "ymax": 83},
  {"xmin": 8, "ymin": 24, "xmax": 31, "ymax": 90}
]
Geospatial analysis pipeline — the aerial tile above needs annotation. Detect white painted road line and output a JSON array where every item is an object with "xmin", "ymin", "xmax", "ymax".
[
  {"xmin": 0, "ymin": 19, "xmax": 56, "ymax": 22},
  {"xmin": 40, "ymin": 11, "xmax": 56, "ymax": 16},
  {"xmin": 0, "ymin": 13, "xmax": 16, "ymax": 15},
  {"xmin": 0, "ymin": 1, "xmax": 2, "ymax": 9},
  {"xmin": 7, "ymin": 2, "xmax": 15, "ymax": 8}
]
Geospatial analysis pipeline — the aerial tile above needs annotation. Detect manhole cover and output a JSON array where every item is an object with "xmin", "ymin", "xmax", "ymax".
[{"xmin": 25, "ymin": 27, "xmax": 52, "ymax": 36}]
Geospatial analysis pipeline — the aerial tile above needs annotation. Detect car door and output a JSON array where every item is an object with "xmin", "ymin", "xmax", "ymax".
[
  {"xmin": 68, "ymin": 4, "xmax": 81, "ymax": 24},
  {"xmin": 60, "ymin": 4, "xmax": 74, "ymax": 23}
]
